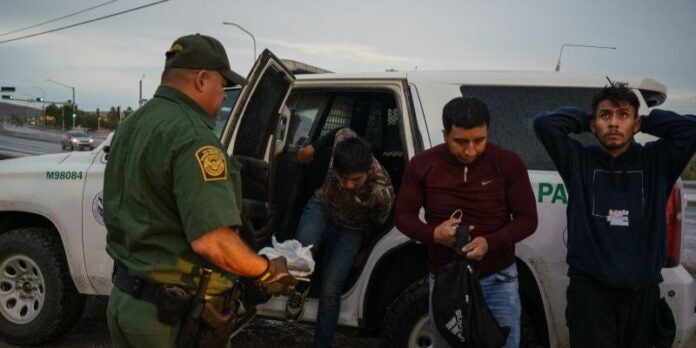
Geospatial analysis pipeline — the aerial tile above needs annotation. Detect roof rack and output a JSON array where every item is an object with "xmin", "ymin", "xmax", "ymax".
[{"xmin": 280, "ymin": 59, "xmax": 332, "ymax": 75}]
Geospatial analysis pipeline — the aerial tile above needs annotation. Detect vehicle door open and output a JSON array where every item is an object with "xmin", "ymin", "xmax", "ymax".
[{"xmin": 220, "ymin": 49, "xmax": 296, "ymax": 249}]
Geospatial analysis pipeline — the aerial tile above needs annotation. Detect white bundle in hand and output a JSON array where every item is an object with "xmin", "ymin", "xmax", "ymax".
[{"xmin": 259, "ymin": 236, "xmax": 315, "ymax": 278}]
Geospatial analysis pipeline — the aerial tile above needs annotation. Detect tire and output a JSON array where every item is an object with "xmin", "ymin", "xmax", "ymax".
[
  {"xmin": 518, "ymin": 261, "xmax": 550, "ymax": 348},
  {"xmin": 520, "ymin": 305, "xmax": 540, "ymax": 348},
  {"xmin": 0, "ymin": 228, "xmax": 86, "ymax": 345},
  {"xmin": 380, "ymin": 278, "xmax": 433, "ymax": 348}
]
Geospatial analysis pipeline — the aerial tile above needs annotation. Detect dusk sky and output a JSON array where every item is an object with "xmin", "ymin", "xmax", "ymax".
[{"xmin": 1, "ymin": 0, "xmax": 694, "ymax": 113}]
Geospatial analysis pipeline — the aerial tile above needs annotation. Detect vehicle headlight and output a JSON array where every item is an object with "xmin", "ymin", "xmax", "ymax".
[
  {"xmin": 89, "ymin": 139, "xmax": 94, "ymax": 143},
  {"xmin": 71, "ymin": 138, "xmax": 78, "ymax": 143}
]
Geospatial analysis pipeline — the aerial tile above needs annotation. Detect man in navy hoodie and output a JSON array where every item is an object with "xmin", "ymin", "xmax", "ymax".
[
  {"xmin": 534, "ymin": 82, "xmax": 696, "ymax": 347},
  {"xmin": 396, "ymin": 97, "xmax": 538, "ymax": 348}
]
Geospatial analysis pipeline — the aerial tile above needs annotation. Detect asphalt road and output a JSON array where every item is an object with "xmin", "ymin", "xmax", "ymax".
[
  {"xmin": 0, "ymin": 130, "xmax": 64, "ymax": 157},
  {"xmin": 683, "ymin": 208, "xmax": 696, "ymax": 274},
  {"xmin": 0, "ymin": 296, "xmax": 378, "ymax": 348},
  {"xmin": 0, "ymin": 124, "xmax": 106, "ymax": 158}
]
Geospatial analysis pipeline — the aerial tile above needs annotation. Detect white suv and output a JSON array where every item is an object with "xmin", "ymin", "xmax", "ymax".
[{"xmin": 0, "ymin": 50, "xmax": 693, "ymax": 347}]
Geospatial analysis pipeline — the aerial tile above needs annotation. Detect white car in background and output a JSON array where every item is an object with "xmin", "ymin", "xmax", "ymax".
[{"xmin": 60, "ymin": 130, "xmax": 94, "ymax": 151}]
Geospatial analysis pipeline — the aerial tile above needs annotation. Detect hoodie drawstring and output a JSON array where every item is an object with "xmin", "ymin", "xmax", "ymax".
[{"xmin": 609, "ymin": 157, "xmax": 629, "ymax": 191}]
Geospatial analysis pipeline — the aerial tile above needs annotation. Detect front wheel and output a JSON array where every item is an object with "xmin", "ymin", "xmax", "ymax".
[
  {"xmin": 0, "ymin": 228, "xmax": 86, "ymax": 345},
  {"xmin": 380, "ymin": 278, "xmax": 434, "ymax": 348}
]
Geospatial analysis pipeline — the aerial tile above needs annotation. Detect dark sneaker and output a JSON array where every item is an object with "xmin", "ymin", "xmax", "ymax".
[{"xmin": 285, "ymin": 288, "xmax": 309, "ymax": 321}]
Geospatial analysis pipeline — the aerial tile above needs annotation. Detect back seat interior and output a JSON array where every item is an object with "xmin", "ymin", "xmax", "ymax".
[
  {"xmin": 274, "ymin": 91, "xmax": 406, "ymax": 294},
  {"xmin": 237, "ymin": 89, "xmax": 407, "ymax": 295}
]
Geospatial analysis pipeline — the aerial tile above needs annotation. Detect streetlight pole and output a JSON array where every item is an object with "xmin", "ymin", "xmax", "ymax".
[
  {"xmin": 222, "ymin": 21, "xmax": 256, "ymax": 62},
  {"xmin": 555, "ymin": 44, "xmax": 617, "ymax": 72},
  {"xmin": 139, "ymin": 74, "xmax": 145, "ymax": 107},
  {"xmin": 46, "ymin": 78, "xmax": 76, "ymax": 129},
  {"xmin": 31, "ymin": 86, "xmax": 45, "ymax": 127},
  {"xmin": 22, "ymin": 93, "xmax": 35, "ymax": 124}
]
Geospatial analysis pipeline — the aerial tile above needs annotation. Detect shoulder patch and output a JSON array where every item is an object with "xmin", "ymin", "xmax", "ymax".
[{"xmin": 195, "ymin": 146, "xmax": 227, "ymax": 182}]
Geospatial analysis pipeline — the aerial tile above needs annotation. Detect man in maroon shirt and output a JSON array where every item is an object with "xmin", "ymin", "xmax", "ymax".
[{"xmin": 395, "ymin": 96, "xmax": 538, "ymax": 348}]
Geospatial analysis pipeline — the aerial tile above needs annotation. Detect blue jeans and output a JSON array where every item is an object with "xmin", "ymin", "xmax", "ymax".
[
  {"xmin": 429, "ymin": 263, "xmax": 521, "ymax": 348},
  {"xmin": 295, "ymin": 197, "xmax": 365, "ymax": 348}
]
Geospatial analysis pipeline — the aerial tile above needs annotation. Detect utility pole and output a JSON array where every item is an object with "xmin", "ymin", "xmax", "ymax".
[
  {"xmin": 22, "ymin": 93, "xmax": 32, "ymax": 124},
  {"xmin": 32, "ymin": 86, "xmax": 45, "ymax": 127}
]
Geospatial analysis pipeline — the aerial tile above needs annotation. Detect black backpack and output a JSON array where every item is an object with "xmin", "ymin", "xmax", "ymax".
[{"xmin": 432, "ymin": 225, "xmax": 509, "ymax": 348}]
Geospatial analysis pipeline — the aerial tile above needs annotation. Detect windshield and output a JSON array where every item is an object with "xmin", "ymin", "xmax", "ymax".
[
  {"xmin": 69, "ymin": 131, "xmax": 89, "ymax": 137},
  {"xmin": 213, "ymin": 88, "xmax": 241, "ymax": 139}
]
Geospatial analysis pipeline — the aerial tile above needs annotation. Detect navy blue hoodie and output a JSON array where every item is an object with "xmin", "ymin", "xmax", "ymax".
[{"xmin": 534, "ymin": 108, "xmax": 696, "ymax": 288}]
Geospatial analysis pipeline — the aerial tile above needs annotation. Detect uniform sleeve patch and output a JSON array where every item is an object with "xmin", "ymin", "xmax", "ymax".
[{"xmin": 195, "ymin": 146, "xmax": 227, "ymax": 182}]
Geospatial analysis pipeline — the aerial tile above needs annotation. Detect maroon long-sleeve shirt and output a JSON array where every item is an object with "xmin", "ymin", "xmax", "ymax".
[{"xmin": 395, "ymin": 143, "xmax": 538, "ymax": 277}]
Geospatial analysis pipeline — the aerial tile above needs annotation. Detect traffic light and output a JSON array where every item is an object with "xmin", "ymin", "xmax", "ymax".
[
  {"xmin": 36, "ymin": 97, "xmax": 43, "ymax": 102},
  {"xmin": 1, "ymin": 86, "xmax": 15, "ymax": 92},
  {"xmin": 1, "ymin": 95, "xmax": 13, "ymax": 99},
  {"xmin": 72, "ymin": 112, "xmax": 76, "ymax": 120}
]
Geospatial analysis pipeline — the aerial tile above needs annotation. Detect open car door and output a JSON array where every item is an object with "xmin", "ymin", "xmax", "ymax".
[{"xmin": 220, "ymin": 49, "xmax": 295, "ymax": 248}]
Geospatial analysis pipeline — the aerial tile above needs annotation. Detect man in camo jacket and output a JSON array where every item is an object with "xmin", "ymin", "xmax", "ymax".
[{"xmin": 285, "ymin": 127, "xmax": 394, "ymax": 348}]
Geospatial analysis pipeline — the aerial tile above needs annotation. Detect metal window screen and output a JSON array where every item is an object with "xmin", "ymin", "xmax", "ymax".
[
  {"xmin": 383, "ymin": 108, "xmax": 403, "ymax": 158},
  {"xmin": 234, "ymin": 67, "xmax": 291, "ymax": 158},
  {"xmin": 319, "ymin": 96, "xmax": 353, "ymax": 137},
  {"xmin": 363, "ymin": 101, "xmax": 385, "ymax": 148},
  {"xmin": 459, "ymin": 85, "xmax": 599, "ymax": 170}
]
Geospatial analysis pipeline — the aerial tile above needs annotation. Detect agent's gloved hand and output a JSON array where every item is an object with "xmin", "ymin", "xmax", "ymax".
[{"xmin": 255, "ymin": 256, "xmax": 298, "ymax": 295}]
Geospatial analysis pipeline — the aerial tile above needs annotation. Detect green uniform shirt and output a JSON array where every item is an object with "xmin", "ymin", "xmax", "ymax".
[{"xmin": 104, "ymin": 86, "xmax": 241, "ymax": 293}]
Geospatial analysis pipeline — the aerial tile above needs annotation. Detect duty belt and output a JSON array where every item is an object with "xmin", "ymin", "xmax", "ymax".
[
  {"xmin": 112, "ymin": 268, "xmax": 165, "ymax": 305},
  {"xmin": 112, "ymin": 269, "xmax": 230, "ymax": 308}
]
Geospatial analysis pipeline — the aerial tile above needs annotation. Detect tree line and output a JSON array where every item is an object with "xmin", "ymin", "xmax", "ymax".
[{"xmin": 41, "ymin": 103, "xmax": 134, "ymax": 131}]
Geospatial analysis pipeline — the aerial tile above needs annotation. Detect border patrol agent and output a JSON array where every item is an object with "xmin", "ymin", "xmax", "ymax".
[{"xmin": 104, "ymin": 34, "xmax": 296, "ymax": 347}]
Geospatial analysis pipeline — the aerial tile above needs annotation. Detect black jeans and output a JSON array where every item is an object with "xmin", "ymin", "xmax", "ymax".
[{"xmin": 566, "ymin": 277, "xmax": 675, "ymax": 348}]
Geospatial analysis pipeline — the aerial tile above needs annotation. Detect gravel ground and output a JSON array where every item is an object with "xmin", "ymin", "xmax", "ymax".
[
  {"xmin": 1, "ymin": 296, "xmax": 692, "ymax": 348},
  {"xmin": 235, "ymin": 318, "xmax": 379, "ymax": 348},
  {"xmin": 0, "ymin": 296, "xmax": 379, "ymax": 348}
]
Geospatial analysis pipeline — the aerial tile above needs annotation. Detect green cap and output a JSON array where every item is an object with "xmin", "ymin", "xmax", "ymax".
[{"xmin": 165, "ymin": 34, "xmax": 248, "ymax": 86}]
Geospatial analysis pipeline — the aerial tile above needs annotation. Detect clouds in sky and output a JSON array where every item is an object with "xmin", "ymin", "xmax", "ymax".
[{"xmin": 0, "ymin": 0, "xmax": 694, "ymax": 113}]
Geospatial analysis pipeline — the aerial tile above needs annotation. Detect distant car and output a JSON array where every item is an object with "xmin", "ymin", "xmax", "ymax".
[{"xmin": 61, "ymin": 130, "xmax": 94, "ymax": 150}]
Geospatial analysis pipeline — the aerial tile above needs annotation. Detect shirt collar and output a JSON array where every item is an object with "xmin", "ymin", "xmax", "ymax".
[
  {"xmin": 154, "ymin": 85, "xmax": 216, "ymax": 129},
  {"xmin": 444, "ymin": 143, "xmax": 489, "ymax": 168},
  {"xmin": 591, "ymin": 140, "xmax": 640, "ymax": 162}
]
